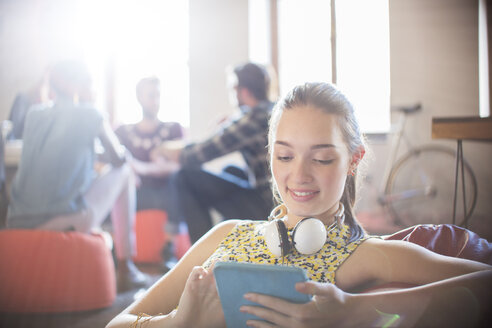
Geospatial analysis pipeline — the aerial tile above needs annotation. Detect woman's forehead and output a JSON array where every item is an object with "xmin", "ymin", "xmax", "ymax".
[{"xmin": 275, "ymin": 106, "xmax": 344, "ymax": 144}]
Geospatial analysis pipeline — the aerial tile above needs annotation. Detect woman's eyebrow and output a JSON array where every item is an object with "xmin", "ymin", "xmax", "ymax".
[
  {"xmin": 275, "ymin": 140, "xmax": 292, "ymax": 147},
  {"xmin": 311, "ymin": 144, "xmax": 336, "ymax": 150},
  {"xmin": 274, "ymin": 141, "xmax": 336, "ymax": 149}
]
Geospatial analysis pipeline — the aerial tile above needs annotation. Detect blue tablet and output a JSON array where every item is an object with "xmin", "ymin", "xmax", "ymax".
[{"xmin": 213, "ymin": 262, "xmax": 311, "ymax": 328}]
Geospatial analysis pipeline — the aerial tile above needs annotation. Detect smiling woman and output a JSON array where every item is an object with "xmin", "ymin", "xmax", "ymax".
[{"xmin": 106, "ymin": 82, "xmax": 491, "ymax": 328}]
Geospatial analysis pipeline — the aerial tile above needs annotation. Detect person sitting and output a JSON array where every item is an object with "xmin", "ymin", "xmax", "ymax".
[
  {"xmin": 154, "ymin": 62, "xmax": 275, "ymax": 243},
  {"xmin": 115, "ymin": 76, "xmax": 184, "ymax": 267},
  {"xmin": 106, "ymin": 82, "xmax": 491, "ymax": 327},
  {"xmin": 6, "ymin": 59, "xmax": 147, "ymax": 291}
]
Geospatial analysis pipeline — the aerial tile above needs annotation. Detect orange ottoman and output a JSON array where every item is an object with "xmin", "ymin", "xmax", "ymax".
[
  {"xmin": 0, "ymin": 229, "xmax": 116, "ymax": 313},
  {"xmin": 134, "ymin": 210, "xmax": 191, "ymax": 263},
  {"xmin": 134, "ymin": 210, "xmax": 169, "ymax": 263}
]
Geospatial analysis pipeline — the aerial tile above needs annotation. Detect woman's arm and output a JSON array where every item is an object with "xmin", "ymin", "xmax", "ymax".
[
  {"xmin": 336, "ymin": 238, "xmax": 491, "ymax": 290},
  {"xmin": 242, "ymin": 270, "xmax": 491, "ymax": 327},
  {"xmin": 241, "ymin": 238, "xmax": 492, "ymax": 327},
  {"xmin": 105, "ymin": 220, "xmax": 239, "ymax": 328}
]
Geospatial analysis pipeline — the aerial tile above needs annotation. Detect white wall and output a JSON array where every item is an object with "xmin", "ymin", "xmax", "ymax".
[
  {"xmin": 188, "ymin": 0, "xmax": 249, "ymax": 140},
  {"xmin": 359, "ymin": 0, "xmax": 491, "ymax": 230}
]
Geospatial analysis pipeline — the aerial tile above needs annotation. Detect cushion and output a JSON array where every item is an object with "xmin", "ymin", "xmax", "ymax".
[
  {"xmin": 133, "ymin": 210, "xmax": 191, "ymax": 263},
  {"xmin": 362, "ymin": 224, "xmax": 492, "ymax": 293},
  {"xmin": 134, "ymin": 209, "xmax": 169, "ymax": 263},
  {"xmin": 0, "ymin": 229, "xmax": 116, "ymax": 313},
  {"xmin": 383, "ymin": 224, "xmax": 492, "ymax": 265}
]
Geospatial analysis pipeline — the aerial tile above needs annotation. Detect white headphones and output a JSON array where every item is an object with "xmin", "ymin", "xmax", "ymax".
[{"xmin": 263, "ymin": 203, "xmax": 345, "ymax": 257}]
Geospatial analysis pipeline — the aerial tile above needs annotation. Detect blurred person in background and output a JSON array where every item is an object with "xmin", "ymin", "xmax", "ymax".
[
  {"xmin": 153, "ymin": 62, "xmax": 275, "ymax": 243},
  {"xmin": 115, "ymin": 76, "xmax": 184, "ymax": 268},
  {"xmin": 7, "ymin": 59, "xmax": 148, "ymax": 291}
]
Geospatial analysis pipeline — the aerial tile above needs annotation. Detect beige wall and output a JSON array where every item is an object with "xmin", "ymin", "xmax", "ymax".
[
  {"xmin": 189, "ymin": 0, "xmax": 249, "ymax": 140},
  {"xmin": 360, "ymin": 0, "xmax": 491, "ymax": 228}
]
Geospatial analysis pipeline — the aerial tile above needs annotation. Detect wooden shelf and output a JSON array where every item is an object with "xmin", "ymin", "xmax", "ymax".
[{"xmin": 432, "ymin": 116, "xmax": 492, "ymax": 141}]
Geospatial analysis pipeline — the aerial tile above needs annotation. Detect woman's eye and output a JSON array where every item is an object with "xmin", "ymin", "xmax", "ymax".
[
  {"xmin": 314, "ymin": 159, "xmax": 334, "ymax": 165},
  {"xmin": 276, "ymin": 156, "xmax": 292, "ymax": 162}
]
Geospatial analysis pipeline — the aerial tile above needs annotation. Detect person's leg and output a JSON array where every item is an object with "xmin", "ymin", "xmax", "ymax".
[
  {"xmin": 136, "ymin": 184, "xmax": 167, "ymax": 211},
  {"xmin": 137, "ymin": 182, "xmax": 179, "ymax": 267},
  {"xmin": 38, "ymin": 164, "xmax": 147, "ymax": 289},
  {"xmin": 212, "ymin": 187, "xmax": 274, "ymax": 222},
  {"xmin": 82, "ymin": 164, "xmax": 147, "ymax": 289},
  {"xmin": 40, "ymin": 164, "xmax": 135, "ymax": 247},
  {"xmin": 168, "ymin": 168, "xmax": 267, "ymax": 243}
]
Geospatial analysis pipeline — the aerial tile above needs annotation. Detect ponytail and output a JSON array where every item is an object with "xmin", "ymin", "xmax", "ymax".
[{"xmin": 341, "ymin": 172, "xmax": 366, "ymax": 242}]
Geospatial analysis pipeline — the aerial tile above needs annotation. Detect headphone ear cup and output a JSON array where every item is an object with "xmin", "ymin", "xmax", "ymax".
[
  {"xmin": 264, "ymin": 220, "xmax": 292, "ymax": 257},
  {"xmin": 292, "ymin": 218, "xmax": 327, "ymax": 255}
]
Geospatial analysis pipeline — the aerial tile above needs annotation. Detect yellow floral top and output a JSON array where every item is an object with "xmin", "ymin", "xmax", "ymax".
[{"xmin": 203, "ymin": 220, "xmax": 368, "ymax": 283}]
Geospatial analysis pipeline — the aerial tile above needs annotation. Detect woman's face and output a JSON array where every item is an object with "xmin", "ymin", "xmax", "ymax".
[{"xmin": 271, "ymin": 106, "xmax": 354, "ymax": 225}]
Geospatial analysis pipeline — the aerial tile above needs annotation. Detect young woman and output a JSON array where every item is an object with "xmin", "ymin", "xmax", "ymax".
[{"xmin": 107, "ymin": 82, "xmax": 491, "ymax": 328}]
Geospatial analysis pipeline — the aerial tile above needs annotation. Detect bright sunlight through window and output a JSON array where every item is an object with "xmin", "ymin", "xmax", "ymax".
[
  {"xmin": 250, "ymin": 0, "xmax": 390, "ymax": 133},
  {"xmin": 75, "ymin": 0, "xmax": 189, "ymax": 127}
]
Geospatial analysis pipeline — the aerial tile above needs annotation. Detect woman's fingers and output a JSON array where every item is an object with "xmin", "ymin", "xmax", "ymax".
[
  {"xmin": 239, "ymin": 283, "xmax": 347, "ymax": 328},
  {"xmin": 243, "ymin": 292, "xmax": 298, "ymax": 315},
  {"xmin": 241, "ymin": 293, "xmax": 314, "ymax": 327},
  {"xmin": 241, "ymin": 303, "xmax": 288, "ymax": 328}
]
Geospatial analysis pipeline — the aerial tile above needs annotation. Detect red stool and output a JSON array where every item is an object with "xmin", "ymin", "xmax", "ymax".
[
  {"xmin": 0, "ymin": 229, "xmax": 116, "ymax": 313},
  {"xmin": 133, "ymin": 210, "xmax": 191, "ymax": 263}
]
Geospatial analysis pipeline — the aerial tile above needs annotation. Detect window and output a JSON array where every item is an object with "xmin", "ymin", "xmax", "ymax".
[
  {"xmin": 76, "ymin": 0, "xmax": 190, "ymax": 127},
  {"xmin": 249, "ymin": 0, "xmax": 390, "ymax": 133}
]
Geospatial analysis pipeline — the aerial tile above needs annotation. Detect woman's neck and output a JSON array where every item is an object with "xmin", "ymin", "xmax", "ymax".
[{"xmin": 284, "ymin": 203, "xmax": 341, "ymax": 228}]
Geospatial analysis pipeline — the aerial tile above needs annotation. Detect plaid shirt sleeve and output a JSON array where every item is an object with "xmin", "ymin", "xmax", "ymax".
[{"xmin": 180, "ymin": 104, "xmax": 271, "ymax": 167}]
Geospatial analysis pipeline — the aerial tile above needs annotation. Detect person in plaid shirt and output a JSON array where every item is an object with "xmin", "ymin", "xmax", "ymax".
[{"xmin": 154, "ymin": 63, "xmax": 275, "ymax": 243}]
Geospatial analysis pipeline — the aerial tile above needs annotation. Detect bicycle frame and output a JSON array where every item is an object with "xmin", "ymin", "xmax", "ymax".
[
  {"xmin": 378, "ymin": 109, "xmax": 413, "ymax": 195},
  {"xmin": 378, "ymin": 105, "xmax": 439, "ymax": 206}
]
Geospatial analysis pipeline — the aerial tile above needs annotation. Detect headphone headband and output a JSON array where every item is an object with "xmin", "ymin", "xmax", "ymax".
[{"xmin": 264, "ymin": 202, "xmax": 346, "ymax": 258}]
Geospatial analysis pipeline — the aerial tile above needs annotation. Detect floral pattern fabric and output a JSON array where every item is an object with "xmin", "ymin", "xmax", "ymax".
[{"xmin": 203, "ymin": 220, "xmax": 368, "ymax": 283}]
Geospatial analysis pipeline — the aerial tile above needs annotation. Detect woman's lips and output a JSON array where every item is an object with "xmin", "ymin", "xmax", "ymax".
[{"xmin": 288, "ymin": 188, "xmax": 319, "ymax": 202}]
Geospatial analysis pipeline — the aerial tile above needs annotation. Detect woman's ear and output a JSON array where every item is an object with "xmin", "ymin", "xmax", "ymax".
[
  {"xmin": 351, "ymin": 146, "xmax": 365, "ymax": 166},
  {"xmin": 348, "ymin": 146, "xmax": 365, "ymax": 175}
]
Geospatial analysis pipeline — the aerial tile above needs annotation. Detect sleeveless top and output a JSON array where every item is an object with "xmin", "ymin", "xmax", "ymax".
[{"xmin": 203, "ymin": 220, "xmax": 368, "ymax": 284}]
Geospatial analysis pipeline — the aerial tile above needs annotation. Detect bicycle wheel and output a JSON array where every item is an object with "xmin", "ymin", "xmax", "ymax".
[{"xmin": 384, "ymin": 145, "xmax": 477, "ymax": 227}]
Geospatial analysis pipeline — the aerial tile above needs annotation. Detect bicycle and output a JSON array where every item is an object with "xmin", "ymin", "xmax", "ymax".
[{"xmin": 377, "ymin": 104, "xmax": 477, "ymax": 227}]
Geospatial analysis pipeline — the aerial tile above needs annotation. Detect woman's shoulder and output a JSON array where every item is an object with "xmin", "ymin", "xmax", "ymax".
[
  {"xmin": 200, "ymin": 220, "xmax": 266, "ymax": 249},
  {"xmin": 212, "ymin": 220, "xmax": 243, "ymax": 235},
  {"xmin": 210, "ymin": 220, "xmax": 266, "ymax": 238}
]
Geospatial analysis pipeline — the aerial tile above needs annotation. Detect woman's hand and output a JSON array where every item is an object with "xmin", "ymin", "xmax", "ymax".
[
  {"xmin": 240, "ymin": 281, "xmax": 376, "ymax": 328},
  {"xmin": 173, "ymin": 266, "xmax": 226, "ymax": 328}
]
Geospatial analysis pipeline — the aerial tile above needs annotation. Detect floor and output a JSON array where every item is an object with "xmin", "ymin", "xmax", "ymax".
[
  {"xmin": 0, "ymin": 208, "xmax": 490, "ymax": 328},
  {"xmin": 0, "ymin": 264, "xmax": 165, "ymax": 328}
]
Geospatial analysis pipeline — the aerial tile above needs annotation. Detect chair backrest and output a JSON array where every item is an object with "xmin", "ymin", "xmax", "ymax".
[{"xmin": 383, "ymin": 224, "xmax": 492, "ymax": 265}]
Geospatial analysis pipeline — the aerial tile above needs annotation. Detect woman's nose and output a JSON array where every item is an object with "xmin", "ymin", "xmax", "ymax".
[{"xmin": 291, "ymin": 159, "xmax": 312, "ymax": 184}]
